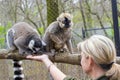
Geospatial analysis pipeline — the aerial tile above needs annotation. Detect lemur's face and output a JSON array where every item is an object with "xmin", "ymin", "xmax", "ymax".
[
  {"xmin": 28, "ymin": 39, "xmax": 46, "ymax": 54},
  {"xmin": 62, "ymin": 17, "xmax": 71, "ymax": 28},
  {"xmin": 57, "ymin": 13, "xmax": 73, "ymax": 29}
]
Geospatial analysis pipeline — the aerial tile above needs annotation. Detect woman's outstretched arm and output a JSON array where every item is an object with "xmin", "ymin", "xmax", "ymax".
[{"xmin": 26, "ymin": 55, "xmax": 66, "ymax": 80}]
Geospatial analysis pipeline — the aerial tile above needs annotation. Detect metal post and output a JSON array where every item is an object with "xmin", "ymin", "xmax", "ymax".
[
  {"xmin": 111, "ymin": 0, "xmax": 120, "ymax": 56},
  {"xmin": 82, "ymin": 27, "xmax": 86, "ymax": 39}
]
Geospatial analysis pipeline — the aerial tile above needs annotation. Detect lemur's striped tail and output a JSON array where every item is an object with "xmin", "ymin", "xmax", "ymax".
[{"xmin": 13, "ymin": 60, "xmax": 24, "ymax": 80}]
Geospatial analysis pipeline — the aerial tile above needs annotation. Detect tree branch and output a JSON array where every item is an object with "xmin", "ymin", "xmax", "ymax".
[{"xmin": 0, "ymin": 49, "xmax": 120, "ymax": 65}]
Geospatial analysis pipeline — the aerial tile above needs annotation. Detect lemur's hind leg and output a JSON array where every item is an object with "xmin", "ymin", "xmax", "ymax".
[
  {"xmin": 14, "ymin": 37, "xmax": 27, "ymax": 55},
  {"xmin": 6, "ymin": 29, "xmax": 16, "ymax": 51}
]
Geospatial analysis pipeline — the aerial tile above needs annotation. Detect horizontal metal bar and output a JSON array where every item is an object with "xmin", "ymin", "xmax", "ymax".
[{"xmin": 84, "ymin": 27, "xmax": 113, "ymax": 31}]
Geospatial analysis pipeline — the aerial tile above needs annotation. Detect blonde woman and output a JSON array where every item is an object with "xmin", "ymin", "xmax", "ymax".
[{"xmin": 27, "ymin": 35, "xmax": 120, "ymax": 80}]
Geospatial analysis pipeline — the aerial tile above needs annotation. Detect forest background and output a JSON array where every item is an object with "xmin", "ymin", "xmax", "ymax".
[{"xmin": 0, "ymin": 0, "xmax": 119, "ymax": 80}]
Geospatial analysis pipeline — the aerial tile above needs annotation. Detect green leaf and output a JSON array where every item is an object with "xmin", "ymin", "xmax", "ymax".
[
  {"xmin": 106, "ymin": 29, "xmax": 114, "ymax": 38},
  {"xmin": 0, "ymin": 37, "xmax": 5, "ymax": 47},
  {"xmin": 0, "ymin": 25, "xmax": 5, "ymax": 35},
  {"xmin": 6, "ymin": 21, "xmax": 12, "ymax": 28},
  {"xmin": 73, "ymin": 11, "xmax": 82, "ymax": 23},
  {"xmin": 38, "ymin": 26, "xmax": 44, "ymax": 35}
]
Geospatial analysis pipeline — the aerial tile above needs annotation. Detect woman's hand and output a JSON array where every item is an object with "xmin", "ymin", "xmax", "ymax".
[
  {"xmin": 26, "ymin": 54, "xmax": 49, "ymax": 62},
  {"xmin": 26, "ymin": 54, "xmax": 53, "ymax": 71},
  {"xmin": 26, "ymin": 54, "xmax": 66, "ymax": 80}
]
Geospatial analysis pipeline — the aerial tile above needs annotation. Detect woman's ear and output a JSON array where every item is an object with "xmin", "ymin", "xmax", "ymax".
[{"xmin": 87, "ymin": 56, "xmax": 94, "ymax": 68}]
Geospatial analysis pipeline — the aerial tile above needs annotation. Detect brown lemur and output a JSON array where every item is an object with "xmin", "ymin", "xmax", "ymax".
[{"xmin": 43, "ymin": 13, "xmax": 73, "ymax": 54}]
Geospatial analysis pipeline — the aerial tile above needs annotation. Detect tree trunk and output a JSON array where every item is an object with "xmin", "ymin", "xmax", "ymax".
[{"xmin": 46, "ymin": 0, "xmax": 59, "ymax": 26}]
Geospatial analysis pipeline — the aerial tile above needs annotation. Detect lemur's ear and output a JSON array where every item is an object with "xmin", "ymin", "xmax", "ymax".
[
  {"xmin": 28, "ymin": 40, "xmax": 35, "ymax": 49},
  {"xmin": 57, "ymin": 17, "xmax": 61, "ymax": 22}
]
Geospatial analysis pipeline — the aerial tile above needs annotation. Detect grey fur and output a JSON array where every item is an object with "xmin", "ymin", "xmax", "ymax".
[
  {"xmin": 6, "ymin": 22, "xmax": 45, "ymax": 55},
  {"xmin": 43, "ymin": 13, "xmax": 73, "ymax": 54}
]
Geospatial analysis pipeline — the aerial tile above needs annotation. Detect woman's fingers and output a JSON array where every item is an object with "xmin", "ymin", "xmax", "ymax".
[{"xmin": 26, "ymin": 54, "xmax": 48, "ymax": 61}]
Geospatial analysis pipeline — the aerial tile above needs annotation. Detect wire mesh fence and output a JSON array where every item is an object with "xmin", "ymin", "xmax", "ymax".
[{"xmin": 0, "ymin": 0, "xmax": 117, "ymax": 80}]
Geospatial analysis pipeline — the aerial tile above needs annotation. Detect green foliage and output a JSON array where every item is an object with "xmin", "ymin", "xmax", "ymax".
[
  {"xmin": 73, "ymin": 11, "xmax": 82, "ymax": 23},
  {"xmin": 0, "ymin": 25, "xmax": 5, "ymax": 35},
  {"xmin": 118, "ymin": 17, "xmax": 120, "ymax": 27},
  {"xmin": 6, "ymin": 21, "xmax": 12, "ymax": 29},
  {"xmin": 38, "ymin": 26, "xmax": 44, "ymax": 35},
  {"xmin": 0, "ymin": 21, "xmax": 12, "ymax": 48},
  {"xmin": 106, "ymin": 29, "xmax": 114, "ymax": 39},
  {"xmin": 33, "ymin": 6, "xmax": 38, "ymax": 16},
  {"xmin": 0, "ymin": 37, "xmax": 5, "ymax": 48},
  {"xmin": 0, "ymin": 25, "xmax": 5, "ymax": 48}
]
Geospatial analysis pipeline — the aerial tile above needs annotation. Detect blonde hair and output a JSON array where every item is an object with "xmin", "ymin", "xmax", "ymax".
[{"xmin": 77, "ymin": 35, "xmax": 120, "ymax": 80}]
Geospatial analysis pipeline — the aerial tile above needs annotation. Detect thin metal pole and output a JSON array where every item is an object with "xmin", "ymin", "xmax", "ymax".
[
  {"xmin": 82, "ymin": 27, "xmax": 86, "ymax": 39},
  {"xmin": 111, "ymin": 0, "xmax": 120, "ymax": 56}
]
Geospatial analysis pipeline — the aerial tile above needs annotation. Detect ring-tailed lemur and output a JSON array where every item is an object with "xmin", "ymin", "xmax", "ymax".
[{"xmin": 6, "ymin": 22, "xmax": 46, "ymax": 80}]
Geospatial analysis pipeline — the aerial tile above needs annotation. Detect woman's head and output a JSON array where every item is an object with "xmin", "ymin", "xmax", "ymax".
[{"xmin": 77, "ymin": 35, "xmax": 116, "ymax": 71}]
